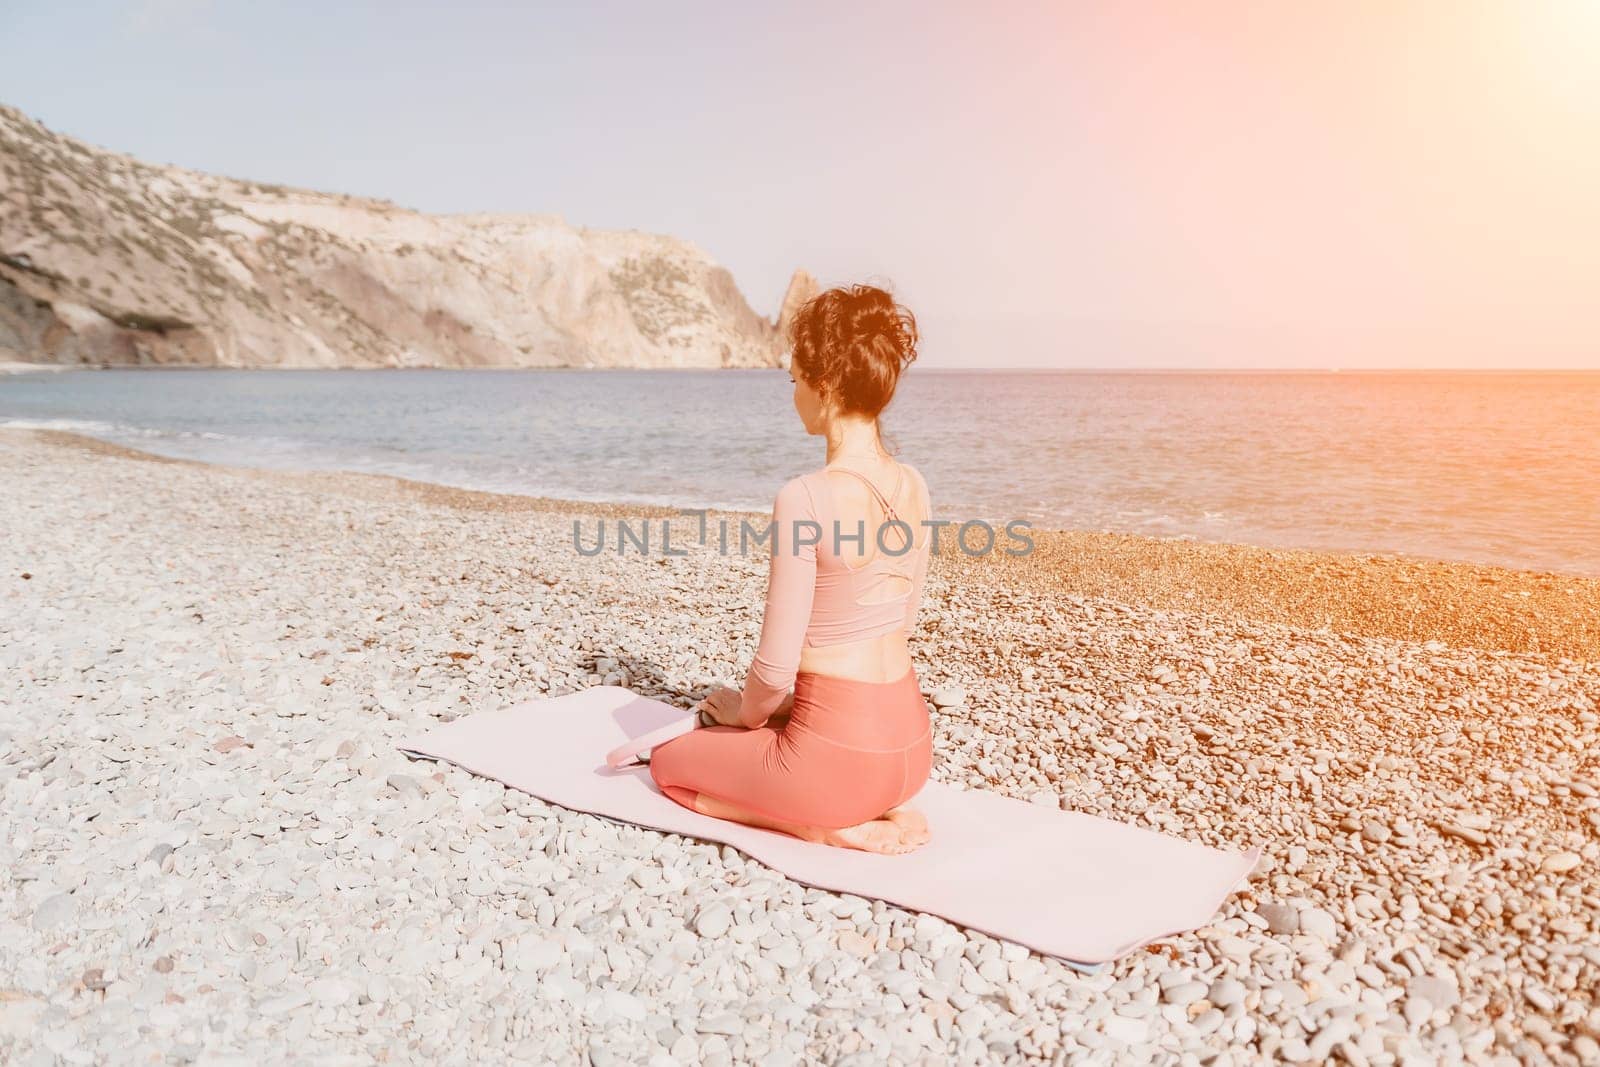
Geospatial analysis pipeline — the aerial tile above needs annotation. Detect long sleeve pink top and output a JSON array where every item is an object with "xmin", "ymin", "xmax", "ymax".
[{"xmin": 736, "ymin": 463, "xmax": 931, "ymax": 729}]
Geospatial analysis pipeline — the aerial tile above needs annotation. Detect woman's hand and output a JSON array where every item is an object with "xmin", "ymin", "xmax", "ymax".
[
  {"xmin": 696, "ymin": 685, "xmax": 797, "ymax": 729},
  {"xmin": 696, "ymin": 686, "xmax": 745, "ymax": 728},
  {"xmin": 696, "ymin": 685, "xmax": 796, "ymax": 729}
]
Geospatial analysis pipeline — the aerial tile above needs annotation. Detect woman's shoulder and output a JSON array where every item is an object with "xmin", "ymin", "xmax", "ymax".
[
  {"xmin": 804, "ymin": 459, "xmax": 928, "ymax": 503},
  {"xmin": 787, "ymin": 460, "xmax": 925, "ymax": 501},
  {"xmin": 809, "ymin": 458, "xmax": 925, "ymax": 480},
  {"xmin": 774, "ymin": 471, "xmax": 822, "ymax": 514}
]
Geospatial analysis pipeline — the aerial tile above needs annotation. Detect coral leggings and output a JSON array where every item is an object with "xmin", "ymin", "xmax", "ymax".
[{"xmin": 648, "ymin": 665, "xmax": 933, "ymax": 830}]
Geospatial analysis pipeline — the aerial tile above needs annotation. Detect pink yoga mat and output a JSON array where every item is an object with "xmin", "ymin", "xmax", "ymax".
[{"xmin": 398, "ymin": 686, "xmax": 1262, "ymax": 970}]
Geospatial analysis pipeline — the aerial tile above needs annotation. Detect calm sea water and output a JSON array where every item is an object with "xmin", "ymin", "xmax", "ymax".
[{"xmin": 3, "ymin": 368, "xmax": 1597, "ymax": 576}]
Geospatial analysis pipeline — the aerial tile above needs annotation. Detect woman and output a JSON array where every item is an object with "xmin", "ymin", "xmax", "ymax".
[{"xmin": 648, "ymin": 283, "xmax": 934, "ymax": 855}]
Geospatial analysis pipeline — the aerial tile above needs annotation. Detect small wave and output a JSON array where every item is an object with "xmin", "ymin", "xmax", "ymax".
[
  {"xmin": 1, "ymin": 417, "xmax": 311, "ymax": 451},
  {"xmin": 0, "ymin": 416, "xmax": 209, "ymax": 441},
  {"xmin": 1, "ymin": 417, "xmax": 126, "ymax": 434}
]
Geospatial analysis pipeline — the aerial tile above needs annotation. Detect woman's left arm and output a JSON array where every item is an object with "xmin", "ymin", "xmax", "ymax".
[{"xmin": 736, "ymin": 477, "xmax": 819, "ymax": 729}]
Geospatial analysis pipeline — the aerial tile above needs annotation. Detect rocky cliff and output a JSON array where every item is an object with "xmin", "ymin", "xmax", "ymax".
[
  {"xmin": 775, "ymin": 268, "xmax": 820, "ymax": 341},
  {"xmin": 0, "ymin": 105, "xmax": 804, "ymax": 369}
]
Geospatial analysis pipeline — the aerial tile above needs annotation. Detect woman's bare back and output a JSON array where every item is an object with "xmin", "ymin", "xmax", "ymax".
[{"xmin": 799, "ymin": 457, "xmax": 930, "ymax": 682}]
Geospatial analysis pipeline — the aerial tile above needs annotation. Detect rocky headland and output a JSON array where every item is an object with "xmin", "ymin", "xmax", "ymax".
[{"xmin": 0, "ymin": 105, "xmax": 816, "ymax": 370}]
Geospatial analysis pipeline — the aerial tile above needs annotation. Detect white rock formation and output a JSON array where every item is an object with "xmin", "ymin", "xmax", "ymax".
[
  {"xmin": 775, "ymin": 267, "xmax": 820, "ymax": 341},
  {"xmin": 0, "ymin": 104, "xmax": 806, "ymax": 369}
]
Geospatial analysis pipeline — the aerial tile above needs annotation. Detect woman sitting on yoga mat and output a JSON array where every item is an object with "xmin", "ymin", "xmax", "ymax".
[{"xmin": 649, "ymin": 283, "xmax": 934, "ymax": 855}]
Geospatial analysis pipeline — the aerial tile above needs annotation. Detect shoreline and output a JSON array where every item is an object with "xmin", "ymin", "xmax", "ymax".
[
  {"xmin": 0, "ymin": 361, "xmax": 78, "ymax": 375},
  {"xmin": 17, "ymin": 426, "xmax": 1600, "ymax": 661}
]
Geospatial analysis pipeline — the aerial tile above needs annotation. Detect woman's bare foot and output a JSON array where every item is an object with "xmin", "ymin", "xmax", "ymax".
[
  {"xmin": 882, "ymin": 805, "xmax": 930, "ymax": 846},
  {"xmin": 684, "ymin": 791, "xmax": 926, "ymax": 854},
  {"xmin": 824, "ymin": 817, "xmax": 922, "ymax": 854}
]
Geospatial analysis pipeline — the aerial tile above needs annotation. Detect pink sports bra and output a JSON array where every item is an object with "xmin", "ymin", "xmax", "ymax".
[{"xmin": 736, "ymin": 461, "xmax": 931, "ymax": 729}]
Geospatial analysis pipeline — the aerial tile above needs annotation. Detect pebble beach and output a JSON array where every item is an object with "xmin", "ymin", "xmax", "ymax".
[{"xmin": 2, "ymin": 426, "xmax": 1597, "ymax": 1066}]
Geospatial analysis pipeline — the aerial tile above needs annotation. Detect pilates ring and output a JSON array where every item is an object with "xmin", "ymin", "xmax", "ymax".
[{"xmin": 604, "ymin": 710, "xmax": 703, "ymax": 769}]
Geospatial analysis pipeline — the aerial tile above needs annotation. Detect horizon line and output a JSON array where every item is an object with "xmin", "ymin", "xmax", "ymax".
[{"xmin": 17, "ymin": 364, "xmax": 1600, "ymax": 374}]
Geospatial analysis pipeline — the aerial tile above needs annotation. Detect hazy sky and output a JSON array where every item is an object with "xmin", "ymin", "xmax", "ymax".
[{"xmin": 3, "ymin": 1, "xmax": 1597, "ymax": 368}]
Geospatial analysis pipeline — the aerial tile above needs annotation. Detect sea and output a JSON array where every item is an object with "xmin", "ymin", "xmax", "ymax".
[{"xmin": 3, "ymin": 368, "xmax": 1597, "ymax": 577}]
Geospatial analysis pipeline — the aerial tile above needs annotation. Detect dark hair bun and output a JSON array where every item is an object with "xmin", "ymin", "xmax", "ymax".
[{"xmin": 787, "ymin": 284, "xmax": 919, "ymax": 418}]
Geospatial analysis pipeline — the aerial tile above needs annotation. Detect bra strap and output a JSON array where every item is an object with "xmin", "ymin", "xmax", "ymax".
[
  {"xmin": 827, "ymin": 463, "xmax": 910, "ymax": 548},
  {"xmin": 827, "ymin": 465, "xmax": 899, "ymax": 519}
]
